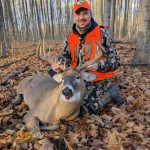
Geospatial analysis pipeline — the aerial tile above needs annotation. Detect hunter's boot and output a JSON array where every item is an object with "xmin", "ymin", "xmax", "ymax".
[
  {"xmin": 106, "ymin": 85, "xmax": 125, "ymax": 106},
  {"xmin": 87, "ymin": 93, "xmax": 112, "ymax": 114}
]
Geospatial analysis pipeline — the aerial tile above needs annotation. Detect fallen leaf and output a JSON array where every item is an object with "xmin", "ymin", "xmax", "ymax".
[
  {"xmin": 79, "ymin": 131, "xmax": 88, "ymax": 145},
  {"xmin": 17, "ymin": 131, "xmax": 32, "ymax": 141},
  {"xmin": 0, "ymin": 135, "xmax": 13, "ymax": 146},
  {"xmin": 101, "ymin": 115, "xmax": 112, "ymax": 121},
  {"xmin": 126, "ymin": 121, "xmax": 135, "ymax": 128},
  {"xmin": 145, "ymin": 90, "xmax": 150, "ymax": 97},
  {"xmin": 132, "ymin": 125, "xmax": 144, "ymax": 134},
  {"xmin": 34, "ymin": 141, "xmax": 41, "ymax": 150},
  {"xmin": 105, "ymin": 130, "xmax": 124, "ymax": 150},
  {"xmin": 68, "ymin": 132, "xmax": 80, "ymax": 144},
  {"xmin": 32, "ymin": 132, "xmax": 44, "ymax": 139},
  {"xmin": 0, "ymin": 109, "xmax": 14, "ymax": 116},
  {"xmin": 64, "ymin": 138, "xmax": 73, "ymax": 150},
  {"xmin": 143, "ymin": 128, "xmax": 150, "ymax": 137},
  {"xmin": 89, "ymin": 139, "xmax": 104, "ymax": 147},
  {"xmin": 19, "ymin": 141, "xmax": 29, "ymax": 149},
  {"xmin": 0, "ymin": 93, "xmax": 4, "ymax": 99},
  {"xmin": 40, "ymin": 139, "xmax": 54, "ymax": 150},
  {"xmin": 111, "ymin": 107, "xmax": 121, "ymax": 115},
  {"xmin": 126, "ymin": 95, "xmax": 135, "ymax": 103}
]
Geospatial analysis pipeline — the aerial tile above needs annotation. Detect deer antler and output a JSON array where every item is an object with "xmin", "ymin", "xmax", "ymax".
[
  {"xmin": 37, "ymin": 41, "xmax": 52, "ymax": 65},
  {"xmin": 76, "ymin": 41, "xmax": 104, "ymax": 71}
]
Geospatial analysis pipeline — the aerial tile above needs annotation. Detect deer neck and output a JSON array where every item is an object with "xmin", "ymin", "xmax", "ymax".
[{"xmin": 55, "ymin": 84, "xmax": 83, "ymax": 120}]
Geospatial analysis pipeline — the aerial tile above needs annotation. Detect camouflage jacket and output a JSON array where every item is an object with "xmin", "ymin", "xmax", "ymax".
[{"xmin": 58, "ymin": 19, "xmax": 120, "ymax": 73}]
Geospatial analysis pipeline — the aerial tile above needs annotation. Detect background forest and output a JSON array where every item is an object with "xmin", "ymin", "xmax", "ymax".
[
  {"xmin": 0, "ymin": 0, "xmax": 150, "ymax": 149},
  {"xmin": 0, "ymin": 0, "xmax": 142, "ymax": 40},
  {"xmin": 0, "ymin": 0, "xmax": 150, "ymax": 64}
]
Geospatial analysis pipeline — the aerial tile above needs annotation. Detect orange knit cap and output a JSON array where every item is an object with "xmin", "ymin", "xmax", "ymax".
[{"xmin": 73, "ymin": 0, "xmax": 91, "ymax": 13}]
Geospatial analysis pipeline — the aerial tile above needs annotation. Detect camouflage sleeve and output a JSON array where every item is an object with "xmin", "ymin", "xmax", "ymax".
[
  {"xmin": 97, "ymin": 27, "xmax": 120, "ymax": 72},
  {"xmin": 58, "ymin": 37, "xmax": 72, "ymax": 67}
]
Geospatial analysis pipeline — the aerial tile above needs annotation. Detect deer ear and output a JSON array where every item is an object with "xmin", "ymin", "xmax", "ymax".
[{"xmin": 81, "ymin": 72, "xmax": 97, "ymax": 82}]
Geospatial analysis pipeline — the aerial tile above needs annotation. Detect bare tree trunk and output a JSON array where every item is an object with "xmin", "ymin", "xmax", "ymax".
[
  {"xmin": 110, "ymin": 0, "xmax": 116, "ymax": 37},
  {"xmin": 103, "ymin": 0, "xmax": 111, "ymax": 27},
  {"xmin": 46, "ymin": 0, "xmax": 51, "ymax": 39},
  {"xmin": 22, "ymin": 0, "xmax": 29, "ymax": 40},
  {"xmin": 121, "ymin": 0, "xmax": 129, "ymax": 38},
  {"xmin": 132, "ymin": 0, "xmax": 150, "ymax": 64},
  {"xmin": 0, "ymin": 0, "xmax": 6, "ymax": 57},
  {"xmin": 114, "ymin": 0, "xmax": 120, "ymax": 39},
  {"xmin": 35, "ymin": 0, "xmax": 43, "ymax": 40},
  {"xmin": 12, "ymin": 0, "xmax": 19, "ymax": 39},
  {"xmin": 29, "ymin": 0, "xmax": 37, "ymax": 40},
  {"xmin": 56, "ymin": 0, "xmax": 62, "ymax": 38},
  {"xmin": 118, "ymin": 0, "xmax": 123, "ymax": 39},
  {"xmin": 18, "ymin": 0, "xmax": 24, "ymax": 40},
  {"xmin": 49, "ymin": 0, "xmax": 54, "ymax": 38},
  {"xmin": 96, "ymin": 0, "xmax": 103, "ymax": 25},
  {"xmin": 24, "ymin": 0, "xmax": 30, "ymax": 40},
  {"xmin": 132, "ymin": 0, "xmax": 140, "ymax": 40},
  {"xmin": 65, "ymin": 0, "xmax": 70, "ymax": 34},
  {"xmin": 6, "ymin": 0, "xmax": 15, "ymax": 39},
  {"xmin": 127, "ymin": 0, "xmax": 133, "ymax": 39}
]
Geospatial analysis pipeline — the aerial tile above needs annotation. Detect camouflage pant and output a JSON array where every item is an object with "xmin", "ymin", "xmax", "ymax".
[
  {"xmin": 47, "ymin": 69, "xmax": 122, "ymax": 114},
  {"xmin": 83, "ymin": 79, "xmax": 114, "ymax": 114}
]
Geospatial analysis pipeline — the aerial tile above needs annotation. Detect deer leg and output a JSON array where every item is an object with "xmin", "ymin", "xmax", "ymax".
[
  {"xmin": 67, "ymin": 109, "xmax": 80, "ymax": 120},
  {"xmin": 40, "ymin": 123, "xmax": 59, "ymax": 131},
  {"xmin": 24, "ymin": 113, "xmax": 40, "ymax": 133}
]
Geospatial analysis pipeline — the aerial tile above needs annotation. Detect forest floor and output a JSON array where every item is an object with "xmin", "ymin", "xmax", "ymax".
[{"xmin": 0, "ymin": 40, "xmax": 149, "ymax": 150}]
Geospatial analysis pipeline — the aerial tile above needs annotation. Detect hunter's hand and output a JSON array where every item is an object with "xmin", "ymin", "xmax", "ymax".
[
  {"xmin": 86, "ymin": 63, "xmax": 98, "ymax": 72},
  {"xmin": 52, "ymin": 63, "xmax": 63, "ymax": 73}
]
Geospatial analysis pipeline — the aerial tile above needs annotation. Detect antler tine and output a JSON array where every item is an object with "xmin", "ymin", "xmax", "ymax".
[
  {"xmin": 95, "ymin": 40, "xmax": 105, "ymax": 52},
  {"xmin": 77, "ymin": 52, "xmax": 82, "ymax": 69},
  {"xmin": 37, "ymin": 41, "xmax": 42, "ymax": 58},
  {"xmin": 76, "ymin": 41, "xmax": 103, "ymax": 71},
  {"xmin": 37, "ymin": 41, "xmax": 52, "ymax": 65}
]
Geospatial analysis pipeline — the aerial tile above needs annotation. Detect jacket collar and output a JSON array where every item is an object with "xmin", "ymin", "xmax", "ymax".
[{"xmin": 72, "ymin": 17, "xmax": 98, "ymax": 38}]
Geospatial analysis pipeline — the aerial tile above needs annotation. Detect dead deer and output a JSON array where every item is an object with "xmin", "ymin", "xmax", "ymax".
[{"xmin": 17, "ymin": 42, "xmax": 103, "ymax": 133}]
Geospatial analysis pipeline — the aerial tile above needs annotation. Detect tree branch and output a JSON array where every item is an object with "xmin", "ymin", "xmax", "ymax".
[{"xmin": 0, "ymin": 66, "xmax": 28, "ymax": 86}]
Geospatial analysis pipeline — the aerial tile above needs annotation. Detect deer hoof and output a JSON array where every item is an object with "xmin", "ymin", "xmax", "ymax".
[{"xmin": 31, "ymin": 126, "xmax": 40, "ymax": 133}]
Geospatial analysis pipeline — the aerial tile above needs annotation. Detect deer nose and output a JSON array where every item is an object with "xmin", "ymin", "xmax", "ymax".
[{"xmin": 62, "ymin": 87, "xmax": 73, "ymax": 99}]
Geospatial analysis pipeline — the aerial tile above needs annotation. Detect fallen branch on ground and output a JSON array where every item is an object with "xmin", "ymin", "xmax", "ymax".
[
  {"xmin": 2, "ymin": 94, "xmax": 23, "ymax": 112},
  {"xmin": 0, "ymin": 66, "xmax": 28, "ymax": 86},
  {"xmin": 0, "ymin": 53, "xmax": 36, "ymax": 68},
  {"xmin": 114, "ymin": 40, "xmax": 134, "ymax": 44},
  {"xmin": 120, "ymin": 63, "xmax": 150, "ymax": 67}
]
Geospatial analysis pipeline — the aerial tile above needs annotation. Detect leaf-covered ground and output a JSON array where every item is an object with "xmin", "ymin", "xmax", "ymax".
[{"xmin": 0, "ymin": 40, "xmax": 149, "ymax": 150}]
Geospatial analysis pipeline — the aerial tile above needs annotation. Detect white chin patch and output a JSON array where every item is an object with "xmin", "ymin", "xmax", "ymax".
[{"xmin": 61, "ymin": 92, "xmax": 81, "ymax": 102}]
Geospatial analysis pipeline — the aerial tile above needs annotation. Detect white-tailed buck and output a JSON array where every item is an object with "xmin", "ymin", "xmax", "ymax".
[{"xmin": 17, "ymin": 42, "xmax": 103, "ymax": 133}]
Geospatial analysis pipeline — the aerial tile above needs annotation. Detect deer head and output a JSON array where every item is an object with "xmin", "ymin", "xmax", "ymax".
[{"xmin": 37, "ymin": 41, "xmax": 104, "ymax": 100}]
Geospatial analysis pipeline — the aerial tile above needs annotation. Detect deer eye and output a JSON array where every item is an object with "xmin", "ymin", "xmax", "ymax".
[
  {"xmin": 61, "ymin": 76, "xmax": 64, "ymax": 80},
  {"xmin": 76, "ymin": 75, "xmax": 80, "ymax": 79}
]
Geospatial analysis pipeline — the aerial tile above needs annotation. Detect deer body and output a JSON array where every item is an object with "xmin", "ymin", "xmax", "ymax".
[{"xmin": 17, "ymin": 70, "xmax": 90, "ymax": 133}]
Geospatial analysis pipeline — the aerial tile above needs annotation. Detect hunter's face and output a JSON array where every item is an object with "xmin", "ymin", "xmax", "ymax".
[{"xmin": 74, "ymin": 8, "xmax": 92, "ymax": 29}]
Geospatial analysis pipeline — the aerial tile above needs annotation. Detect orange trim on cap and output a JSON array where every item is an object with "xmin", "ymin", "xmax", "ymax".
[{"xmin": 74, "ymin": 1, "xmax": 91, "ymax": 12}]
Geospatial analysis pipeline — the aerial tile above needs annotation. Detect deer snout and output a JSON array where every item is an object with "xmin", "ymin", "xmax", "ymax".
[{"xmin": 62, "ymin": 87, "xmax": 73, "ymax": 100}]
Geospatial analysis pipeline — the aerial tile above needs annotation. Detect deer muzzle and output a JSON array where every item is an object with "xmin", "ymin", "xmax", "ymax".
[{"xmin": 62, "ymin": 87, "xmax": 73, "ymax": 100}]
